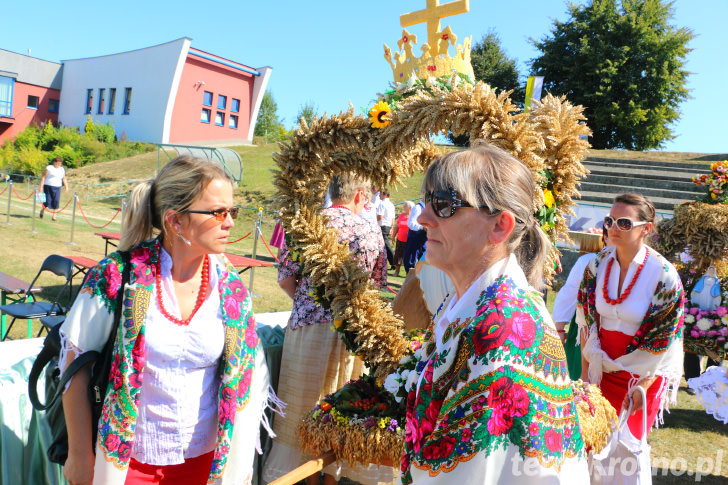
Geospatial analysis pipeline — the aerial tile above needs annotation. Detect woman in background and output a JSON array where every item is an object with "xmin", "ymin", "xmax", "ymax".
[
  {"xmin": 577, "ymin": 193, "xmax": 684, "ymax": 443},
  {"xmin": 392, "ymin": 201, "xmax": 413, "ymax": 277}
]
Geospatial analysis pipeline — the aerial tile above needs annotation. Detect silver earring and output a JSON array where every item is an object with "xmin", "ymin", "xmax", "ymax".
[{"xmin": 177, "ymin": 230, "xmax": 192, "ymax": 246}]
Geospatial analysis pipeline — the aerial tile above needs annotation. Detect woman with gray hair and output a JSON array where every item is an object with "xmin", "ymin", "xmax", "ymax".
[{"xmin": 399, "ymin": 143, "xmax": 588, "ymax": 483}]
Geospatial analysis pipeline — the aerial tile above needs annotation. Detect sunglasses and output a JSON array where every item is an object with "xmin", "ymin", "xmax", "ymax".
[
  {"xmin": 424, "ymin": 188, "xmax": 493, "ymax": 219},
  {"xmin": 603, "ymin": 215, "xmax": 648, "ymax": 231},
  {"xmin": 184, "ymin": 207, "xmax": 239, "ymax": 221}
]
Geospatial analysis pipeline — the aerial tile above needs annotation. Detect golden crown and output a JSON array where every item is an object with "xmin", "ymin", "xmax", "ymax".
[{"xmin": 383, "ymin": 0, "xmax": 474, "ymax": 82}]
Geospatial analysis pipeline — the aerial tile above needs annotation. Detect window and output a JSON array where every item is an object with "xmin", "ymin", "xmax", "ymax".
[
  {"xmin": 231, "ymin": 98, "xmax": 240, "ymax": 113},
  {"xmin": 86, "ymin": 89, "xmax": 93, "ymax": 114},
  {"xmin": 202, "ymin": 91, "xmax": 213, "ymax": 106},
  {"xmin": 123, "ymin": 87, "xmax": 132, "ymax": 114},
  {"xmin": 48, "ymin": 99, "xmax": 59, "ymax": 113},
  {"xmin": 97, "ymin": 88, "xmax": 105, "ymax": 114},
  {"xmin": 228, "ymin": 114, "xmax": 238, "ymax": 129},
  {"xmin": 215, "ymin": 111, "xmax": 224, "ymax": 126},
  {"xmin": 27, "ymin": 95, "xmax": 39, "ymax": 109},
  {"xmin": 108, "ymin": 88, "xmax": 116, "ymax": 114},
  {"xmin": 201, "ymin": 108, "xmax": 211, "ymax": 123},
  {"xmin": 217, "ymin": 95, "xmax": 227, "ymax": 110},
  {"xmin": 0, "ymin": 76, "xmax": 13, "ymax": 117}
]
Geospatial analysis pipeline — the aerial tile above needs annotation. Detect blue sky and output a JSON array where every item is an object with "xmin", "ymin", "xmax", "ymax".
[{"xmin": 2, "ymin": 0, "xmax": 725, "ymax": 153}]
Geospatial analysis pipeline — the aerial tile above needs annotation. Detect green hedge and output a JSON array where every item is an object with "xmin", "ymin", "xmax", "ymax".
[{"xmin": 0, "ymin": 117, "xmax": 154, "ymax": 175}]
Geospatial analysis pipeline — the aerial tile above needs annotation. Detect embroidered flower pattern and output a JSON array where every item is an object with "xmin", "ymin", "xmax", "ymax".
[
  {"xmin": 401, "ymin": 276, "xmax": 584, "ymax": 483},
  {"xmin": 88, "ymin": 239, "xmax": 256, "ymax": 481}
]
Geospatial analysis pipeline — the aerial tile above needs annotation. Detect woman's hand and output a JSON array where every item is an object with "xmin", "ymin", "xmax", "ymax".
[
  {"xmin": 555, "ymin": 321, "xmax": 567, "ymax": 344},
  {"xmin": 622, "ymin": 386, "xmax": 645, "ymax": 415},
  {"xmin": 63, "ymin": 449, "xmax": 95, "ymax": 485}
]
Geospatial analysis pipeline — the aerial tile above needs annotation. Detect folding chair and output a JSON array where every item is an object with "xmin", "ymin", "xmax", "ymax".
[{"xmin": 0, "ymin": 255, "xmax": 74, "ymax": 340}]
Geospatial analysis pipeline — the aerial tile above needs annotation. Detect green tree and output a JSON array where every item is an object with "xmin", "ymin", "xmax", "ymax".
[
  {"xmin": 296, "ymin": 101, "xmax": 318, "ymax": 127},
  {"xmin": 530, "ymin": 0, "xmax": 693, "ymax": 150},
  {"xmin": 471, "ymin": 31, "xmax": 523, "ymax": 99},
  {"xmin": 254, "ymin": 91, "xmax": 283, "ymax": 142}
]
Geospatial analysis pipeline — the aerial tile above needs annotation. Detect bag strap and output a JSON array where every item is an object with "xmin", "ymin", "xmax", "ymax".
[
  {"xmin": 28, "ymin": 250, "xmax": 131, "ymax": 411},
  {"xmin": 621, "ymin": 384, "xmax": 649, "ymax": 445}
]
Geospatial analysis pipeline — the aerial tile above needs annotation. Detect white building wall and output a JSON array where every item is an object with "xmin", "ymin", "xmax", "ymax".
[{"xmin": 59, "ymin": 38, "xmax": 190, "ymax": 143}]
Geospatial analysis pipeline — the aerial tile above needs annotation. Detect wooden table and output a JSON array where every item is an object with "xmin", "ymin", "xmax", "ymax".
[
  {"xmin": 66, "ymin": 255, "xmax": 99, "ymax": 290},
  {"xmin": 224, "ymin": 253, "xmax": 274, "ymax": 273},
  {"xmin": 0, "ymin": 272, "xmax": 41, "ymax": 340},
  {"xmin": 95, "ymin": 231, "xmax": 121, "ymax": 256}
]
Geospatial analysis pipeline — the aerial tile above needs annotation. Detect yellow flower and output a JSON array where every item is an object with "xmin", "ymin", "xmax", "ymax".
[
  {"xmin": 543, "ymin": 188, "xmax": 555, "ymax": 208},
  {"xmin": 541, "ymin": 222, "xmax": 551, "ymax": 233},
  {"xmin": 334, "ymin": 319, "xmax": 344, "ymax": 329},
  {"xmin": 711, "ymin": 192, "xmax": 717, "ymax": 199},
  {"xmin": 369, "ymin": 101, "xmax": 391, "ymax": 128}
]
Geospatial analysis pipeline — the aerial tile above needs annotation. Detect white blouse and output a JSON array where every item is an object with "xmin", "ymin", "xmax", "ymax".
[
  {"xmin": 131, "ymin": 249, "xmax": 225, "ymax": 465},
  {"xmin": 594, "ymin": 245, "xmax": 663, "ymax": 336},
  {"xmin": 552, "ymin": 252, "xmax": 597, "ymax": 323}
]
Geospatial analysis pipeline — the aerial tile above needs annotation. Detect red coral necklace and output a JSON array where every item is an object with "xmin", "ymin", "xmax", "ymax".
[
  {"xmin": 602, "ymin": 247, "xmax": 649, "ymax": 305},
  {"xmin": 155, "ymin": 255, "xmax": 209, "ymax": 326}
]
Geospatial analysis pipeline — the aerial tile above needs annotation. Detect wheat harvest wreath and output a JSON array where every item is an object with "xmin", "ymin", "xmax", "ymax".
[{"xmin": 269, "ymin": 76, "xmax": 617, "ymax": 468}]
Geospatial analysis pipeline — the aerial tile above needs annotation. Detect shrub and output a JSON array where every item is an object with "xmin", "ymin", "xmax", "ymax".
[
  {"xmin": 38, "ymin": 123, "xmax": 82, "ymax": 152},
  {"xmin": 13, "ymin": 124, "xmax": 40, "ymax": 150},
  {"xmin": 94, "ymin": 122, "xmax": 117, "ymax": 143},
  {"xmin": 51, "ymin": 144, "xmax": 86, "ymax": 169},
  {"xmin": 84, "ymin": 115, "xmax": 95, "ymax": 136},
  {"xmin": 9, "ymin": 146, "xmax": 47, "ymax": 175},
  {"xmin": 78, "ymin": 135, "xmax": 107, "ymax": 164}
]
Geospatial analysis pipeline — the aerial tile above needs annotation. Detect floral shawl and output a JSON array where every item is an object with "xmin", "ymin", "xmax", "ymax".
[
  {"xmin": 60, "ymin": 239, "xmax": 259, "ymax": 485},
  {"xmin": 575, "ymin": 246, "xmax": 685, "ymax": 413},
  {"xmin": 400, "ymin": 255, "xmax": 589, "ymax": 484}
]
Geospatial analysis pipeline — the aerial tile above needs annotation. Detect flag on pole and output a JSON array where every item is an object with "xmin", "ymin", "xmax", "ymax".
[{"xmin": 524, "ymin": 76, "xmax": 544, "ymax": 111}]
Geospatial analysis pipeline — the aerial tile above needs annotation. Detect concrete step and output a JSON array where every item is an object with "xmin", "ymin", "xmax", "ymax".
[
  {"xmin": 579, "ymin": 190, "xmax": 689, "ymax": 211},
  {"xmin": 586, "ymin": 157, "xmax": 713, "ymax": 174},
  {"xmin": 580, "ymin": 181, "xmax": 699, "ymax": 203},
  {"xmin": 583, "ymin": 173, "xmax": 703, "ymax": 193},
  {"xmin": 583, "ymin": 163, "xmax": 706, "ymax": 183}
]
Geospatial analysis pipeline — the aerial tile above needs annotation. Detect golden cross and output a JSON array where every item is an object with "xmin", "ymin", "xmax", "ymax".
[{"xmin": 400, "ymin": 0, "xmax": 469, "ymax": 51}]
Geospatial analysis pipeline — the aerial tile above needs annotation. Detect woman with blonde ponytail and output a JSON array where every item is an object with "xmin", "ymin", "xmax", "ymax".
[
  {"xmin": 399, "ymin": 143, "xmax": 588, "ymax": 484},
  {"xmin": 59, "ymin": 155, "xmax": 270, "ymax": 485}
]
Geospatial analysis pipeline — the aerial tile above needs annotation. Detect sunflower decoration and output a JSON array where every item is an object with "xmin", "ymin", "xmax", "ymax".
[
  {"xmin": 537, "ymin": 169, "xmax": 559, "ymax": 234},
  {"xmin": 368, "ymin": 100, "xmax": 392, "ymax": 128}
]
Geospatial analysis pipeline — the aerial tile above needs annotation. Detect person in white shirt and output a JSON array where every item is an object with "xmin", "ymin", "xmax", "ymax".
[
  {"xmin": 403, "ymin": 200, "xmax": 426, "ymax": 273},
  {"xmin": 359, "ymin": 188, "xmax": 379, "ymax": 225},
  {"xmin": 376, "ymin": 189, "xmax": 396, "ymax": 267},
  {"xmin": 39, "ymin": 156, "xmax": 69, "ymax": 221},
  {"xmin": 552, "ymin": 228, "xmax": 608, "ymax": 379}
]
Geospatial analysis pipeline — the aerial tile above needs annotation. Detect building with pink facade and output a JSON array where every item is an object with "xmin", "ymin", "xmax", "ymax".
[
  {"xmin": 0, "ymin": 49, "xmax": 62, "ymax": 144},
  {"xmin": 1, "ymin": 38, "xmax": 271, "ymax": 146}
]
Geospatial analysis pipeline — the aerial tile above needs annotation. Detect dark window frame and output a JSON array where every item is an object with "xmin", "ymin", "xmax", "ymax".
[
  {"xmin": 123, "ymin": 87, "xmax": 132, "ymax": 115},
  {"xmin": 108, "ymin": 88, "xmax": 116, "ymax": 114}
]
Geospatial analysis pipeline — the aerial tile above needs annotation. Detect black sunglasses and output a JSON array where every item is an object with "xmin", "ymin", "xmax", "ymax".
[
  {"xmin": 184, "ymin": 207, "xmax": 239, "ymax": 221},
  {"xmin": 603, "ymin": 215, "xmax": 647, "ymax": 231},
  {"xmin": 424, "ymin": 188, "xmax": 494, "ymax": 219}
]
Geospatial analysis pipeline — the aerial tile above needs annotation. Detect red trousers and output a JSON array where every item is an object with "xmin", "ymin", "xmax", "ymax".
[
  {"xmin": 124, "ymin": 451, "xmax": 214, "ymax": 485},
  {"xmin": 598, "ymin": 329, "xmax": 664, "ymax": 439}
]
